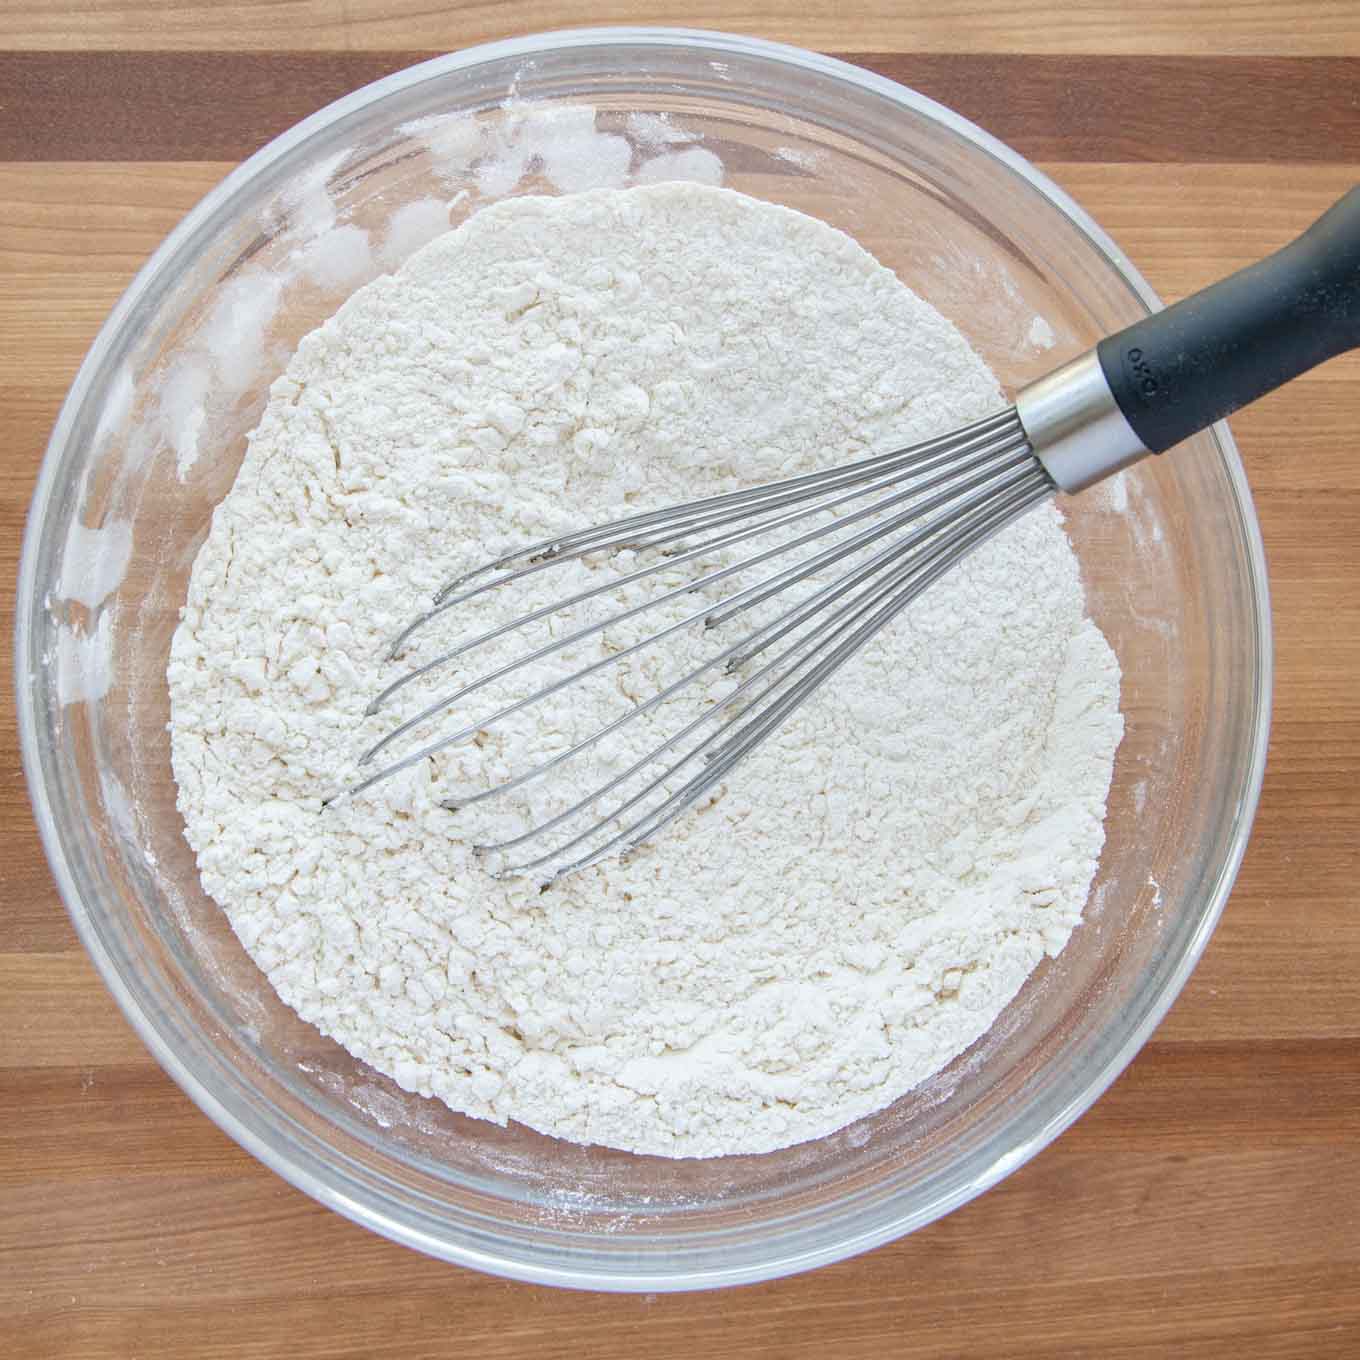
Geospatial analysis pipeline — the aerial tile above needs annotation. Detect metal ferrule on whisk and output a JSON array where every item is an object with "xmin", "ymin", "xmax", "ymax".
[{"xmin": 1015, "ymin": 350, "xmax": 1150, "ymax": 494}]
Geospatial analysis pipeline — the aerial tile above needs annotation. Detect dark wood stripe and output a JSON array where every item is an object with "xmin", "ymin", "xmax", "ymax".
[
  {"xmin": 861, "ymin": 53, "xmax": 1360, "ymax": 164},
  {"xmin": 4, "ymin": 51, "xmax": 1360, "ymax": 164}
]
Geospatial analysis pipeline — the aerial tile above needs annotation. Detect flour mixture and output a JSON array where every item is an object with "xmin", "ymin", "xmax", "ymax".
[{"xmin": 169, "ymin": 183, "xmax": 1123, "ymax": 1157}]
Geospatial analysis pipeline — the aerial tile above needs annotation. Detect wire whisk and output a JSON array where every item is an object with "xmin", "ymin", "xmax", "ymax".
[
  {"xmin": 341, "ymin": 409, "xmax": 1049, "ymax": 879},
  {"xmin": 332, "ymin": 186, "xmax": 1360, "ymax": 880}
]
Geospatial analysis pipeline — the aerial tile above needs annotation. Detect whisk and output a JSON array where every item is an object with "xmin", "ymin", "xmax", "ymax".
[{"xmin": 340, "ymin": 187, "xmax": 1360, "ymax": 881}]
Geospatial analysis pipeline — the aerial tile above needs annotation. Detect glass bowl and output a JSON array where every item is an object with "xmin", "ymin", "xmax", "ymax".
[{"xmin": 16, "ymin": 28, "xmax": 1271, "ymax": 1290}]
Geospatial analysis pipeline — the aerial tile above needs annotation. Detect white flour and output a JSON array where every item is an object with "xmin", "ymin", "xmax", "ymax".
[{"xmin": 169, "ymin": 183, "xmax": 1123, "ymax": 1158}]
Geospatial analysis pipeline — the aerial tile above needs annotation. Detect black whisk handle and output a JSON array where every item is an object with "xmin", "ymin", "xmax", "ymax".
[{"xmin": 1097, "ymin": 185, "xmax": 1360, "ymax": 454}]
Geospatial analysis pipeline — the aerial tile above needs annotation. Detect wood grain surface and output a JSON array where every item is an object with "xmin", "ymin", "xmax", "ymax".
[{"xmin": 3, "ymin": 3, "xmax": 1358, "ymax": 1357}]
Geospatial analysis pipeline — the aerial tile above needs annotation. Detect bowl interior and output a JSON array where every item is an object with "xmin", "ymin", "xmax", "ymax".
[{"xmin": 20, "ymin": 32, "xmax": 1267, "ymax": 1288}]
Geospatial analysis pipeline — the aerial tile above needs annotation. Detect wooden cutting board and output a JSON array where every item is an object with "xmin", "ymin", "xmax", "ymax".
[{"xmin": 2, "ymin": 4, "xmax": 1357, "ymax": 1356}]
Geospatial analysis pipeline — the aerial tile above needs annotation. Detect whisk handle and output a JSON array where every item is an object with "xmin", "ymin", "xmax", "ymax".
[{"xmin": 1097, "ymin": 185, "xmax": 1360, "ymax": 454}]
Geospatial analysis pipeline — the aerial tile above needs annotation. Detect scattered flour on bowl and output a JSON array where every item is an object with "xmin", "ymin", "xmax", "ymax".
[{"xmin": 168, "ymin": 183, "xmax": 1122, "ymax": 1158}]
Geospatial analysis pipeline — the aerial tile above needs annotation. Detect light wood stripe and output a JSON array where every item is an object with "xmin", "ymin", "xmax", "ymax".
[{"xmin": 1, "ymin": 1, "xmax": 1357, "ymax": 57}]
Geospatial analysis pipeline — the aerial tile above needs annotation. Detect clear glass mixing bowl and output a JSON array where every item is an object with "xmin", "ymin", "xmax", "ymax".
[{"xmin": 17, "ymin": 29, "xmax": 1271, "ymax": 1290}]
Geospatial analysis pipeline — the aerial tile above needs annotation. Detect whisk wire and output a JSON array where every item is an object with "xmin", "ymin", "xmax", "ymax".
[
  {"xmin": 483, "ymin": 527, "xmax": 961, "ymax": 871},
  {"xmin": 363, "ymin": 423, "xmax": 1031, "ymax": 765},
  {"xmin": 354, "ymin": 435, "xmax": 1030, "ymax": 782},
  {"xmin": 374, "ymin": 418, "xmax": 1029, "ymax": 706},
  {"xmin": 524, "ymin": 469, "xmax": 1054, "ymax": 881},
  {"xmin": 339, "ymin": 409, "xmax": 1055, "ymax": 876},
  {"xmin": 466, "ymin": 481, "xmax": 1002, "ymax": 848},
  {"xmin": 446, "ymin": 456, "xmax": 1038, "ymax": 822}
]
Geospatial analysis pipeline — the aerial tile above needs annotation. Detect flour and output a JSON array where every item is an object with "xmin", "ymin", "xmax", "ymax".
[{"xmin": 168, "ymin": 183, "xmax": 1123, "ymax": 1158}]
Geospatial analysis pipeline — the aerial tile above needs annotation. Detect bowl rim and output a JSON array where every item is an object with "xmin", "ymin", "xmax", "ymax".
[{"xmin": 15, "ymin": 25, "xmax": 1273, "ymax": 1291}]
